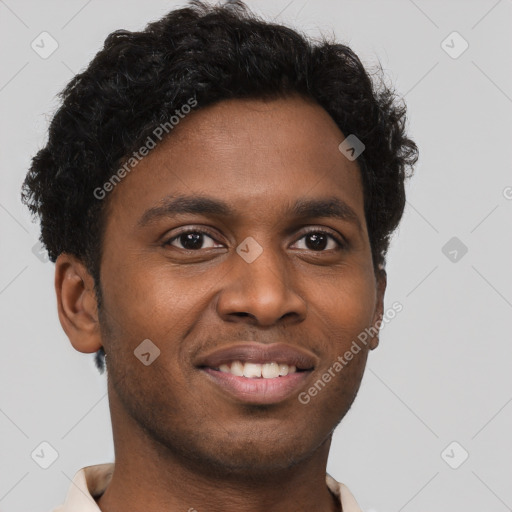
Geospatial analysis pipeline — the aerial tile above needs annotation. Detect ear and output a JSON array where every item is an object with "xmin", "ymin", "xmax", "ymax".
[
  {"xmin": 368, "ymin": 266, "xmax": 387, "ymax": 350},
  {"xmin": 55, "ymin": 253, "xmax": 102, "ymax": 354}
]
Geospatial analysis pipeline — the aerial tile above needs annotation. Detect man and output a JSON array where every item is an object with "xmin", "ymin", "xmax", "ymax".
[{"xmin": 22, "ymin": 1, "xmax": 417, "ymax": 510}]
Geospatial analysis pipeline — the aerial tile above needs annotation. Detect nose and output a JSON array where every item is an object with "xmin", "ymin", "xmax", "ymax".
[{"xmin": 216, "ymin": 243, "xmax": 307, "ymax": 327}]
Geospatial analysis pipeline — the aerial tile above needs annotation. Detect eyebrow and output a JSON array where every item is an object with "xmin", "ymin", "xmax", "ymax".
[{"xmin": 137, "ymin": 194, "xmax": 362, "ymax": 231}]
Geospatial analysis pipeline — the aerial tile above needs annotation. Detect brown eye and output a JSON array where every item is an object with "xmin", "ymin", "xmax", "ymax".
[
  {"xmin": 165, "ymin": 230, "xmax": 220, "ymax": 250},
  {"xmin": 292, "ymin": 230, "xmax": 344, "ymax": 251}
]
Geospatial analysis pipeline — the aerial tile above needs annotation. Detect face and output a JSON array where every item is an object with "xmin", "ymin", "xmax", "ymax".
[{"xmin": 95, "ymin": 96, "xmax": 385, "ymax": 475}]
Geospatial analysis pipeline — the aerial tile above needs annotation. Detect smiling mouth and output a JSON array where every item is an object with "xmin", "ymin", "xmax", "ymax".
[{"xmin": 195, "ymin": 342, "xmax": 316, "ymax": 404}]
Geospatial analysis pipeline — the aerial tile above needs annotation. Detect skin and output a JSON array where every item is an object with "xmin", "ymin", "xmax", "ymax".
[{"xmin": 55, "ymin": 95, "xmax": 386, "ymax": 512}]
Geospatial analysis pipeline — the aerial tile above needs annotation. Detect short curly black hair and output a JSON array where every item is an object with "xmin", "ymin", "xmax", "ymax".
[{"xmin": 22, "ymin": 0, "xmax": 418, "ymax": 374}]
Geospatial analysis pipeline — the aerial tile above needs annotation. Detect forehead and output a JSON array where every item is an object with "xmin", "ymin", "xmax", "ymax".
[{"xmin": 104, "ymin": 96, "xmax": 365, "ymax": 227}]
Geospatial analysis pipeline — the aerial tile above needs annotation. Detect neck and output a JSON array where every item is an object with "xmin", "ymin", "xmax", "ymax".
[{"xmin": 97, "ymin": 386, "xmax": 340, "ymax": 512}]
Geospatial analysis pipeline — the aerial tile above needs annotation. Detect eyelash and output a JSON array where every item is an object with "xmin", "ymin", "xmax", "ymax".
[{"xmin": 163, "ymin": 227, "xmax": 346, "ymax": 252}]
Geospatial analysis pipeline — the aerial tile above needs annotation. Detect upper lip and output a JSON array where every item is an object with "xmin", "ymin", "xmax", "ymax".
[{"xmin": 195, "ymin": 342, "xmax": 318, "ymax": 370}]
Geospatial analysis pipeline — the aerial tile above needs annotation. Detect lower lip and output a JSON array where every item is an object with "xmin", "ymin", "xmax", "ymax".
[{"xmin": 201, "ymin": 368, "xmax": 310, "ymax": 405}]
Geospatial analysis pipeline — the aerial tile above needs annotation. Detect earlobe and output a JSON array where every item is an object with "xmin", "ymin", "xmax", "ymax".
[
  {"xmin": 55, "ymin": 253, "xmax": 102, "ymax": 354},
  {"xmin": 369, "ymin": 267, "xmax": 387, "ymax": 351}
]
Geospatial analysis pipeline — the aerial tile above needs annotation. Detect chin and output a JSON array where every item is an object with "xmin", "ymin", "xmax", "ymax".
[{"xmin": 166, "ymin": 426, "xmax": 327, "ymax": 478}]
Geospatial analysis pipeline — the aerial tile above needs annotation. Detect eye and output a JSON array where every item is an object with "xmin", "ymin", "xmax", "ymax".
[
  {"xmin": 292, "ymin": 230, "xmax": 344, "ymax": 252},
  {"xmin": 164, "ymin": 229, "xmax": 222, "ymax": 251}
]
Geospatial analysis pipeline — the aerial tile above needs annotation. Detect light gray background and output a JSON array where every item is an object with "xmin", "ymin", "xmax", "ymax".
[{"xmin": 1, "ymin": 0, "xmax": 511, "ymax": 511}]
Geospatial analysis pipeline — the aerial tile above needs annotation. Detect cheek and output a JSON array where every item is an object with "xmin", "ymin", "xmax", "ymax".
[
  {"xmin": 101, "ymin": 259, "xmax": 192, "ymax": 324},
  {"xmin": 100, "ymin": 261, "xmax": 218, "ymax": 370},
  {"xmin": 311, "ymin": 266, "xmax": 377, "ymax": 337},
  {"xmin": 310, "ymin": 270, "xmax": 376, "ymax": 402}
]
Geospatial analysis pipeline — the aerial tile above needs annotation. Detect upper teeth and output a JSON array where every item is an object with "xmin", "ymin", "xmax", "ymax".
[{"xmin": 217, "ymin": 361, "xmax": 297, "ymax": 379}]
